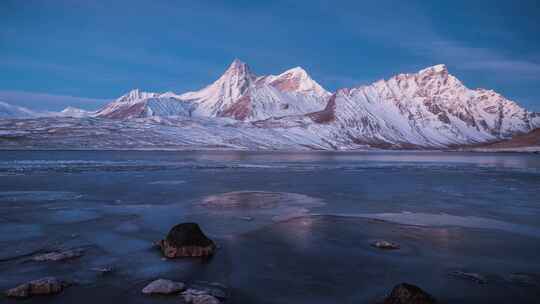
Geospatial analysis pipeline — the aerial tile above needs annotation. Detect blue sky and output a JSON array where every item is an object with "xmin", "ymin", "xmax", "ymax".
[{"xmin": 1, "ymin": 0, "xmax": 539, "ymax": 111}]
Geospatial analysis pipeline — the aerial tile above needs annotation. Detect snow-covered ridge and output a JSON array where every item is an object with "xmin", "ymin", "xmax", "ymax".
[
  {"xmin": 1, "ymin": 101, "xmax": 95, "ymax": 119},
  {"xmin": 0, "ymin": 101, "xmax": 40, "ymax": 118},
  {"xmin": 315, "ymin": 63, "xmax": 540, "ymax": 147},
  {"xmin": 58, "ymin": 107, "xmax": 95, "ymax": 118},
  {"xmin": 3, "ymin": 60, "xmax": 539, "ymax": 149},
  {"xmin": 96, "ymin": 59, "xmax": 330, "ymax": 121}
]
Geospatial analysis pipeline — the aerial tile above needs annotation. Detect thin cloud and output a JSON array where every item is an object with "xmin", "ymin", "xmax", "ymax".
[{"xmin": 0, "ymin": 90, "xmax": 110, "ymax": 111}]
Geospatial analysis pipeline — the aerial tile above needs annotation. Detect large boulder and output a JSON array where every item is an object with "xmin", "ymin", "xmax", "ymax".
[
  {"xmin": 158, "ymin": 223, "xmax": 216, "ymax": 258},
  {"xmin": 5, "ymin": 277, "xmax": 69, "ymax": 298},
  {"xmin": 383, "ymin": 283, "xmax": 437, "ymax": 304},
  {"xmin": 142, "ymin": 278, "xmax": 185, "ymax": 295}
]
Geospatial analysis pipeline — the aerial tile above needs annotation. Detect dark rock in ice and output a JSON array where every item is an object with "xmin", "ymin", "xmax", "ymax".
[
  {"xmin": 32, "ymin": 249, "xmax": 83, "ymax": 262},
  {"xmin": 5, "ymin": 277, "xmax": 70, "ymax": 298},
  {"xmin": 371, "ymin": 240, "xmax": 400, "ymax": 250},
  {"xmin": 448, "ymin": 270, "xmax": 487, "ymax": 284},
  {"xmin": 142, "ymin": 278, "xmax": 185, "ymax": 295},
  {"xmin": 157, "ymin": 223, "xmax": 216, "ymax": 258},
  {"xmin": 182, "ymin": 288, "xmax": 221, "ymax": 304},
  {"xmin": 382, "ymin": 283, "xmax": 437, "ymax": 304}
]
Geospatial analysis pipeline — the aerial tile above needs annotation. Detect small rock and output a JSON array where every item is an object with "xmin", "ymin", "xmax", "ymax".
[
  {"xmin": 142, "ymin": 279, "xmax": 185, "ymax": 295},
  {"xmin": 449, "ymin": 270, "xmax": 487, "ymax": 284},
  {"xmin": 371, "ymin": 240, "xmax": 400, "ymax": 250},
  {"xmin": 32, "ymin": 249, "xmax": 83, "ymax": 262},
  {"xmin": 5, "ymin": 277, "xmax": 69, "ymax": 298},
  {"xmin": 182, "ymin": 289, "xmax": 220, "ymax": 304},
  {"xmin": 192, "ymin": 294, "xmax": 221, "ymax": 304},
  {"xmin": 157, "ymin": 223, "xmax": 216, "ymax": 258},
  {"xmin": 91, "ymin": 267, "xmax": 113, "ymax": 275},
  {"xmin": 383, "ymin": 283, "xmax": 437, "ymax": 304}
]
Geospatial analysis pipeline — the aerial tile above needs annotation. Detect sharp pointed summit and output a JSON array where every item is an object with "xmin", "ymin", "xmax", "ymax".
[
  {"xmin": 419, "ymin": 64, "xmax": 448, "ymax": 74},
  {"xmin": 222, "ymin": 59, "xmax": 255, "ymax": 81}
]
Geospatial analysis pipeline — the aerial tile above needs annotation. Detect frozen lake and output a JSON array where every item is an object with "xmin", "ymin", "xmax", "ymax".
[{"xmin": 1, "ymin": 150, "xmax": 539, "ymax": 303}]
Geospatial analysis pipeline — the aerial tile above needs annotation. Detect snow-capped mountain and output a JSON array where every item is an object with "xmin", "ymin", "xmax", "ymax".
[
  {"xmin": 0, "ymin": 101, "xmax": 41, "ymax": 118},
  {"xmin": 182, "ymin": 60, "xmax": 329, "ymax": 120},
  {"xmin": 58, "ymin": 106, "xmax": 95, "ymax": 118},
  {"xmin": 262, "ymin": 66, "xmax": 329, "ymax": 97},
  {"xmin": 3, "ymin": 60, "xmax": 539, "ymax": 150},
  {"xmin": 97, "ymin": 59, "xmax": 329, "ymax": 121},
  {"xmin": 0, "ymin": 101, "xmax": 97, "ymax": 119},
  {"xmin": 96, "ymin": 89, "xmax": 193, "ymax": 119},
  {"xmin": 304, "ymin": 64, "xmax": 539, "ymax": 147}
]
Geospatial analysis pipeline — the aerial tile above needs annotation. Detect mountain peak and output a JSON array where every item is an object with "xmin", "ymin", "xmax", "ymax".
[
  {"xmin": 269, "ymin": 66, "xmax": 329, "ymax": 97},
  {"xmin": 224, "ymin": 58, "xmax": 252, "ymax": 76},
  {"xmin": 60, "ymin": 106, "xmax": 93, "ymax": 118},
  {"xmin": 418, "ymin": 64, "xmax": 448, "ymax": 75},
  {"xmin": 231, "ymin": 58, "xmax": 246, "ymax": 66},
  {"xmin": 116, "ymin": 89, "xmax": 158, "ymax": 103},
  {"xmin": 282, "ymin": 66, "xmax": 308, "ymax": 77}
]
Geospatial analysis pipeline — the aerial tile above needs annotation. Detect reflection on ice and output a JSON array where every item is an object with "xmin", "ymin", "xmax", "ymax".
[
  {"xmin": 198, "ymin": 191, "xmax": 325, "ymax": 223},
  {"xmin": 337, "ymin": 212, "xmax": 540, "ymax": 238},
  {"xmin": 200, "ymin": 191, "xmax": 324, "ymax": 210}
]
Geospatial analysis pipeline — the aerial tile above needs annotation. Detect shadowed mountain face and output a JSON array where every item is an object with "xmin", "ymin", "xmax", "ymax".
[{"xmin": 2, "ymin": 60, "xmax": 539, "ymax": 150}]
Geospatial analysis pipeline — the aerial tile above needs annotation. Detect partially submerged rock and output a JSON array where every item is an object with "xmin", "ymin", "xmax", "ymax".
[
  {"xmin": 157, "ymin": 223, "xmax": 216, "ymax": 258},
  {"xmin": 448, "ymin": 270, "xmax": 487, "ymax": 284},
  {"xmin": 5, "ymin": 277, "xmax": 69, "ymax": 298},
  {"xmin": 32, "ymin": 249, "xmax": 83, "ymax": 262},
  {"xmin": 142, "ymin": 278, "xmax": 185, "ymax": 295},
  {"xmin": 383, "ymin": 283, "xmax": 436, "ymax": 304},
  {"xmin": 371, "ymin": 240, "xmax": 400, "ymax": 250},
  {"xmin": 182, "ymin": 289, "xmax": 221, "ymax": 304},
  {"xmin": 189, "ymin": 281, "xmax": 229, "ymax": 300}
]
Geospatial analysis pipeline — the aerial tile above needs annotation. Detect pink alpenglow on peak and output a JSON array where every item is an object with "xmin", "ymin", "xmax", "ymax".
[{"xmin": 266, "ymin": 66, "xmax": 330, "ymax": 97}]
